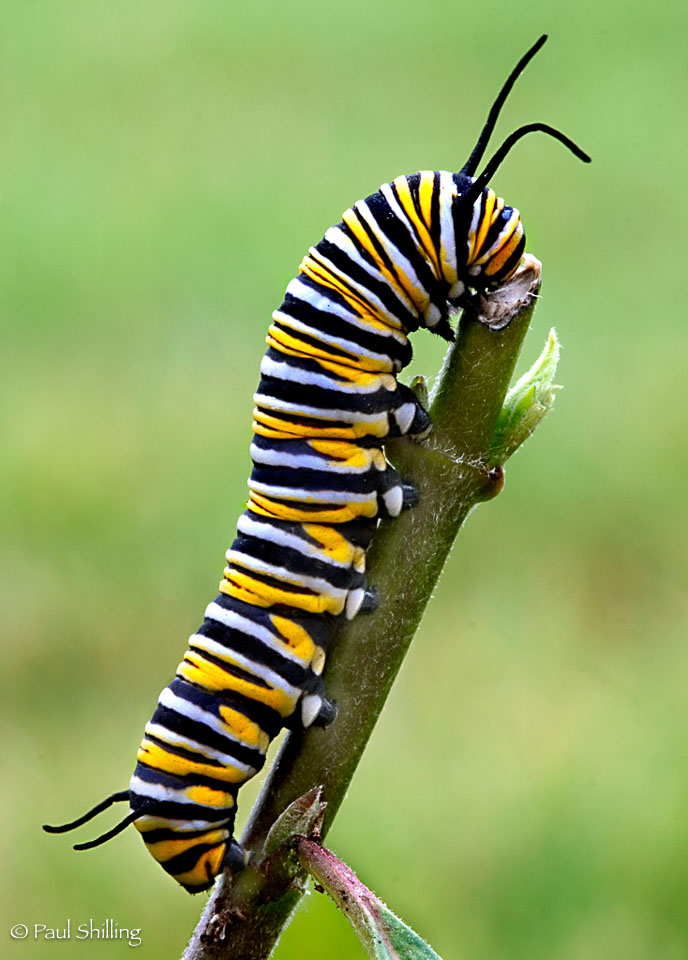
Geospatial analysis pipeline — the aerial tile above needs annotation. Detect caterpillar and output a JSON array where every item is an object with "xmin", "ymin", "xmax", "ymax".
[{"xmin": 44, "ymin": 35, "xmax": 589, "ymax": 893}]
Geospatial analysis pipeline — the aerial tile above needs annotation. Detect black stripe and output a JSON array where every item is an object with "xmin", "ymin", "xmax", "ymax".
[
  {"xmin": 497, "ymin": 230, "xmax": 526, "ymax": 283},
  {"xmin": 249, "ymin": 462, "xmax": 386, "ymax": 496},
  {"xmin": 270, "ymin": 318, "xmax": 358, "ymax": 363},
  {"xmin": 451, "ymin": 172, "xmax": 476, "ymax": 274},
  {"xmin": 131, "ymin": 791, "xmax": 234, "ymax": 823},
  {"xmin": 212, "ymin": 590, "xmax": 340, "ymax": 647},
  {"xmin": 278, "ymin": 295, "xmax": 412, "ymax": 366},
  {"xmin": 137, "ymin": 824, "xmax": 221, "ymax": 843},
  {"xmin": 159, "ymin": 841, "xmax": 227, "ymax": 878},
  {"xmin": 256, "ymin": 373, "xmax": 396, "ymax": 416},
  {"xmin": 180, "ymin": 649, "xmax": 272, "ymax": 690},
  {"xmin": 261, "ymin": 347, "xmax": 349, "ymax": 388},
  {"xmin": 230, "ymin": 532, "xmax": 364, "ymax": 590},
  {"xmin": 428, "ymin": 172, "xmax": 443, "ymax": 261},
  {"xmin": 479, "ymin": 207, "xmax": 510, "ymax": 260},
  {"xmin": 225, "ymin": 565, "xmax": 318, "ymax": 598},
  {"xmin": 344, "ymin": 208, "xmax": 421, "ymax": 329},
  {"xmin": 147, "ymin": 703, "xmax": 266, "ymax": 767},
  {"xmin": 143, "ymin": 732, "xmax": 225, "ymax": 768},
  {"xmin": 196, "ymin": 613, "xmax": 312, "ymax": 685},
  {"xmin": 133, "ymin": 762, "xmax": 243, "ymax": 796},
  {"xmin": 253, "ymin": 405, "xmax": 370, "ymax": 433},
  {"xmin": 365, "ymin": 188, "xmax": 438, "ymax": 302},
  {"xmin": 167, "ymin": 677, "xmax": 282, "ymax": 741},
  {"xmin": 314, "ymin": 236, "xmax": 419, "ymax": 330}
]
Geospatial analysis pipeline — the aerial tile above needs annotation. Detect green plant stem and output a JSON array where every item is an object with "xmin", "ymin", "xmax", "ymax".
[{"xmin": 183, "ymin": 257, "xmax": 542, "ymax": 960}]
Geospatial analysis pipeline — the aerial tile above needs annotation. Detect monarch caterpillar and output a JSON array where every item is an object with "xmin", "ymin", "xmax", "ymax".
[{"xmin": 44, "ymin": 35, "xmax": 589, "ymax": 893}]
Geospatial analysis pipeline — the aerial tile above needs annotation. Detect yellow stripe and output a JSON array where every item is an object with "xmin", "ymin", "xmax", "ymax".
[
  {"xmin": 177, "ymin": 650, "xmax": 297, "ymax": 716},
  {"xmin": 185, "ymin": 784, "xmax": 234, "ymax": 808},
  {"xmin": 172, "ymin": 845, "xmax": 225, "ymax": 887},
  {"xmin": 247, "ymin": 491, "xmax": 378, "ymax": 523},
  {"xmin": 484, "ymin": 224, "xmax": 523, "ymax": 277},
  {"xmin": 470, "ymin": 189, "xmax": 496, "ymax": 265},
  {"xmin": 341, "ymin": 208, "xmax": 420, "ymax": 320},
  {"xmin": 301, "ymin": 521, "xmax": 358, "ymax": 564},
  {"xmin": 310, "ymin": 357, "xmax": 398, "ymax": 388},
  {"xmin": 306, "ymin": 439, "xmax": 384, "ymax": 471},
  {"xmin": 266, "ymin": 325, "xmax": 392, "ymax": 375},
  {"xmin": 220, "ymin": 568, "xmax": 345, "ymax": 616},
  {"xmin": 477, "ymin": 208, "xmax": 521, "ymax": 267},
  {"xmin": 137, "ymin": 739, "xmax": 248, "ymax": 784},
  {"xmin": 308, "ymin": 252, "xmax": 407, "ymax": 336},
  {"xmin": 218, "ymin": 705, "xmax": 270, "ymax": 752},
  {"xmin": 299, "ymin": 256, "xmax": 384, "ymax": 330},
  {"xmin": 270, "ymin": 615, "xmax": 317, "ymax": 662},
  {"xmin": 267, "ymin": 324, "xmax": 356, "ymax": 366},
  {"xmin": 252, "ymin": 407, "xmax": 390, "ymax": 440},
  {"xmin": 393, "ymin": 175, "xmax": 439, "ymax": 278},
  {"xmin": 418, "ymin": 171, "xmax": 444, "ymax": 279},
  {"xmin": 302, "ymin": 249, "xmax": 408, "ymax": 339},
  {"xmin": 142, "ymin": 829, "xmax": 228, "ymax": 864}
]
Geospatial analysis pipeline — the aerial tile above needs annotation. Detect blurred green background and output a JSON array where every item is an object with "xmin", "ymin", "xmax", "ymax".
[{"xmin": 3, "ymin": 1, "xmax": 687, "ymax": 958}]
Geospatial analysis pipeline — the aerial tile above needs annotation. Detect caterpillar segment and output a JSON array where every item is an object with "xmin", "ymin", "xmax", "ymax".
[{"xmin": 43, "ymin": 35, "xmax": 589, "ymax": 894}]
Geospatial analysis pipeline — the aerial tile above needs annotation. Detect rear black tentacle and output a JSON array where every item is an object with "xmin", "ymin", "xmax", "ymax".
[
  {"xmin": 73, "ymin": 811, "xmax": 142, "ymax": 851},
  {"xmin": 42, "ymin": 790, "xmax": 130, "ymax": 835}
]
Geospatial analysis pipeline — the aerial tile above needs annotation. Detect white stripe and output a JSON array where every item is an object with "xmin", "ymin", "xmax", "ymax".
[
  {"xmin": 225, "ymin": 550, "xmax": 348, "ymax": 600},
  {"xmin": 324, "ymin": 224, "xmax": 414, "ymax": 323},
  {"xmin": 378, "ymin": 182, "xmax": 433, "ymax": 309},
  {"xmin": 259, "ymin": 354, "xmax": 383, "ymax": 394},
  {"xmin": 247, "ymin": 478, "xmax": 378, "ymax": 506},
  {"xmin": 143, "ymin": 721, "xmax": 253, "ymax": 773},
  {"xmin": 286, "ymin": 275, "xmax": 359, "ymax": 325},
  {"xmin": 271, "ymin": 310, "xmax": 395, "ymax": 371},
  {"xmin": 250, "ymin": 441, "xmax": 376, "ymax": 474},
  {"xmin": 204, "ymin": 600, "xmax": 306, "ymax": 664},
  {"xmin": 237, "ymin": 513, "xmax": 351, "ymax": 569},
  {"xmin": 307, "ymin": 246, "xmax": 405, "ymax": 332},
  {"xmin": 187, "ymin": 631, "xmax": 303, "ymax": 699},
  {"xmin": 424, "ymin": 302, "xmax": 443, "ymax": 329},
  {"xmin": 285, "ymin": 277, "xmax": 408, "ymax": 345},
  {"xmin": 134, "ymin": 813, "xmax": 232, "ymax": 832},
  {"xmin": 473, "ymin": 208, "xmax": 521, "ymax": 266},
  {"xmin": 467, "ymin": 190, "xmax": 482, "ymax": 258},
  {"xmin": 253, "ymin": 389, "xmax": 387, "ymax": 425},
  {"xmin": 438, "ymin": 171, "xmax": 458, "ymax": 286},
  {"xmin": 357, "ymin": 195, "xmax": 427, "ymax": 312},
  {"xmin": 128, "ymin": 775, "xmax": 232, "ymax": 809},
  {"xmin": 158, "ymin": 687, "xmax": 267, "ymax": 755},
  {"xmin": 191, "ymin": 631, "xmax": 303, "ymax": 683}
]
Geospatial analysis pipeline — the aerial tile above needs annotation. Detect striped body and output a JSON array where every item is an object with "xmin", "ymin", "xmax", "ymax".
[
  {"xmin": 128, "ymin": 171, "xmax": 526, "ymax": 892},
  {"xmin": 42, "ymin": 36, "xmax": 590, "ymax": 895}
]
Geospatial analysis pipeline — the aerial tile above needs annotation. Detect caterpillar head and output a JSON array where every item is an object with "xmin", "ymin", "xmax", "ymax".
[{"xmin": 452, "ymin": 35, "xmax": 589, "ymax": 296}]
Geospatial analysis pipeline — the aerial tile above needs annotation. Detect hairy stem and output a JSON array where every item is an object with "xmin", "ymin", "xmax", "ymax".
[{"xmin": 183, "ymin": 256, "xmax": 543, "ymax": 960}]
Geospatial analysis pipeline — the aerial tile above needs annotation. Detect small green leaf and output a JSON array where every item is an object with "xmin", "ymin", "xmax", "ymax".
[
  {"xmin": 491, "ymin": 327, "xmax": 561, "ymax": 462},
  {"xmin": 297, "ymin": 838, "xmax": 443, "ymax": 960},
  {"xmin": 409, "ymin": 374, "xmax": 430, "ymax": 411}
]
